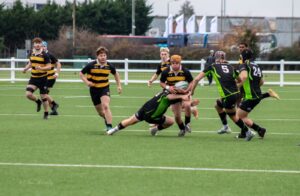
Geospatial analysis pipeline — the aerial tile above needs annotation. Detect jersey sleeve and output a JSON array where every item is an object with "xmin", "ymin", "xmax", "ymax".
[
  {"xmin": 203, "ymin": 65, "xmax": 213, "ymax": 76},
  {"xmin": 155, "ymin": 64, "xmax": 162, "ymax": 75},
  {"xmin": 43, "ymin": 52, "xmax": 50, "ymax": 64},
  {"xmin": 49, "ymin": 54, "xmax": 58, "ymax": 64},
  {"xmin": 185, "ymin": 69, "xmax": 193, "ymax": 83},
  {"xmin": 81, "ymin": 63, "xmax": 91, "ymax": 74},
  {"xmin": 160, "ymin": 70, "xmax": 167, "ymax": 83},
  {"xmin": 239, "ymin": 63, "xmax": 247, "ymax": 72},
  {"xmin": 109, "ymin": 62, "xmax": 117, "ymax": 75}
]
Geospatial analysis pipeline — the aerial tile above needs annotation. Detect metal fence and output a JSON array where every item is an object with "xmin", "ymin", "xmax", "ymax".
[{"xmin": 0, "ymin": 58, "xmax": 300, "ymax": 86}]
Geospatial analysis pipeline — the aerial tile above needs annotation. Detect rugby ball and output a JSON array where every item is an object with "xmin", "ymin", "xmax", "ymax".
[{"xmin": 175, "ymin": 81, "xmax": 189, "ymax": 90}]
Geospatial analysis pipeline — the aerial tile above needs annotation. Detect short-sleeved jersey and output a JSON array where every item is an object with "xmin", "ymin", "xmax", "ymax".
[
  {"xmin": 203, "ymin": 63, "xmax": 239, "ymax": 98},
  {"xmin": 160, "ymin": 67, "xmax": 193, "ymax": 86},
  {"xmin": 81, "ymin": 60, "xmax": 116, "ymax": 89},
  {"xmin": 46, "ymin": 53, "xmax": 59, "ymax": 80},
  {"xmin": 239, "ymin": 62, "xmax": 263, "ymax": 100},
  {"xmin": 141, "ymin": 90, "xmax": 171, "ymax": 120},
  {"xmin": 156, "ymin": 60, "xmax": 171, "ymax": 75},
  {"xmin": 29, "ymin": 50, "xmax": 50, "ymax": 78}
]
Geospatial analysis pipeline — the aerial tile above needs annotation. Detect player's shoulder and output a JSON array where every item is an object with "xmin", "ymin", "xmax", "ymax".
[
  {"xmin": 86, "ymin": 60, "xmax": 97, "ymax": 67},
  {"xmin": 162, "ymin": 67, "xmax": 171, "ymax": 73}
]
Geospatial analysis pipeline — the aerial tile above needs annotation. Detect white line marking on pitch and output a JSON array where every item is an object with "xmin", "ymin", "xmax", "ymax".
[
  {"xmin": 0, "ymin": 162, "xmax": 299, "ymax": 174},
  {"xmin": 0, "ymin": 113, "xmax": 300, "ymax": 122},
  {"xmin": 75, "ymin": 105, "xmax": 215, "ymax": 110}
]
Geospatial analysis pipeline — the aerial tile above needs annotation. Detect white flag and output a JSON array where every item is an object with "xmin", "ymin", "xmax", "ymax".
[
  {"xmin": 163, "ymin": 14, "xmax": 173, "ymax": 37},
  {"xmin": 210, "ymin": 16, "xmax": 218, "ymax": 33},
  {"xmin": 175, "ymin": 14, "xmax": 184, "ymax": 34},
  {"xmin": 186, "ymin": 14, "xmax": 196, "ymax": 33},
  {"xmin": 198, "ymin": 15, "xmax": 207, "ymax": 33}
]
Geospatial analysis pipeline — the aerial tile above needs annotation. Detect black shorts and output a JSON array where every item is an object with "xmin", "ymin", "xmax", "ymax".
[
  {"xmin": 135, "ymin": 107, "xmax": 166, "ymax": 125},
  {"xmin": 89, "ymin": 87, "xmax": 110, "ymax": 106},
  {"xmin": 239, "ymin": 99, "xmax": 261, "ymax": 113},
  {"xmin": 28, "ymin": 76, "xmax": 48, "ymax": 94},
  {"xmin": 47, "ymin": 79, "xmax": 56, "ymax": 88},
  {"xmin": 218, "ymin": 94, "xmax": 238, "ymax": 109}
]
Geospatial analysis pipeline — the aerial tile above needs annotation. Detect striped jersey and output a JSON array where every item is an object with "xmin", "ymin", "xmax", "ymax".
[
  {"xmin": 81, "ymin": 60, "xmax": 117, "ymax": 88},
  {"xmin": 156, "ymin": 59, "xmax": 170, "ymax": 75},
  {"xmin": 47, "ymin": 53, "xmax": 58, "ymax": 80},
  {"xmin": 160, "ymin": 66, "xmax": 193, "ymax": 86},
  {"xmin": 29, "ymin": 50, "xmax": 50, "ymax": 78}
]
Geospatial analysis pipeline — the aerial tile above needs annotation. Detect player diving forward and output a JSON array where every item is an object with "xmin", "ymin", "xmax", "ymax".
[{"xmin": 107, "ymin": 89, "xmax": 191, "ymax": 136}]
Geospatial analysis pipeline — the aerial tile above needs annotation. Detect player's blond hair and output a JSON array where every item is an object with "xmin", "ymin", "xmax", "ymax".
[{"xmin": 160, "ymin": 47, "xmax": 170, "ymax": 53}]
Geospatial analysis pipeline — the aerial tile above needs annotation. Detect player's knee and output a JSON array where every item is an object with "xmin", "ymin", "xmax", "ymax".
[
  {"xmin": 226, "ymin": 111, "xmax": 236, "ymax": 117},
  {"xmin": 215, "ymin": 99, "xmax": 223, "ymax": 109},
  {"xmin": 102, "ymin": 104, "xmax": 110, "ymax": 111},
  {"xmin": 26, "ymin": 87, "xmax": 34, "ymax": 94},
  {"xmin": 42, "ymin": 98, "xmax": 48, "ymax": 102}
]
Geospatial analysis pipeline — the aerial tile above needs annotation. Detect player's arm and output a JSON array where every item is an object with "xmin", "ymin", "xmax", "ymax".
[
  {"xmin": 191, "ymin": 72, "xmax": 205, "ymax": 95},
  {"xmin": 36, "ymin": 62, "xmax": 51, "ymax": 71},
  {"xmin": 167, "ymin": 91, "xmax": 191, "ymax": 101},
  {"xmin": 259, "ymin": 78, "xmax": 264, "ymax": 86},
  {"xmin": 148, "ymin": 73, "xmax": 158, "ymax": 87},
  {"xmin": 79, "ymin": 71, "xmax": 94, "ymax": 87},
  {"xmin": 23, "ymin": 61, "xmax": 32, "ymax": 73},
  {"xmin": 160, "ymin": 71, "xmax": 176, "ymax": 94},
  {"xmin": 36, "ymin": 53, "xmax": 51, "ymax": 71},
  {"xmin": 113, "ymin": 71, "xmax": 122, "ymax": 94},
  {"xmin": 237, "ymin": 70, "xmax": 248, "ymax": 88},
  {"xmin": 55, "ymin": 61, "xmax": 62, "ymax": 78}
]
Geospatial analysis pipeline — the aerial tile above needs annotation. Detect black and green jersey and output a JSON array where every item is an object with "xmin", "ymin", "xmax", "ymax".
[
  {"xmin": 135, "ymin": 90, "xmax": 172, "ymax": 124},
  {"xmin": 239, "ymin": 62, "xmax": 263, "ymax": 100},
  {"xmin": 203, "ymin": 63, "xmax": 239, "ymax": 98},
  {"xmin": 141, "ymin": 91, "xmax": 171, "ymax": 120}
]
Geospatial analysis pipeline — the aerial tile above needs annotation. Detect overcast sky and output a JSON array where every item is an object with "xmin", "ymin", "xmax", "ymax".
[
  {"xmin": 2, "ymin": 0, "xmax": 299, "ymax": 18},
  {"xmin": 147, "ymin": 0, "xmax": 300, "ymax": 17}
]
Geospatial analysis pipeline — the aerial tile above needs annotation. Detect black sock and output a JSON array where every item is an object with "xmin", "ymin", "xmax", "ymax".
[
  {"xmin": 178, "ymin": 122, "xmax": 185, "ymax": 130},
  {"xmin": 36, "ymin": 99, "xmax": 41, "ymax": 104},
  {"xmin": 251, "ymin": 123, "xmax": 261, "ymax": 132},
  {"xmin": 218, "ymin": 112, "xmax": 227, "ymax": 125},
  {"xmin": 117, "ymin": 123, "xmax": 125, "ymax": 130},
  {"xmin": 260, "ymin": 93, "xmax": 270, "ymax": 100},
  {"xmin": 44, "ymin": 111, "xmax": 48, "ymax": 115},
  {"xmin": 185, "ymin": 116, "xmax": 191, "ymax": 125},
  {"xmin": 52, "ymin": 101, "xmax": 57, "ymax": 106},
  {"xmin": 157, "ymin": 124, "xmax": 164, "ymax": 130},
  {"xmin": 235, "ymin": 119, "xmax": 246, "ymax": 130},
  {"xmin": 106, "ymin": 124, "xmax": 112, "ymax": 128}
]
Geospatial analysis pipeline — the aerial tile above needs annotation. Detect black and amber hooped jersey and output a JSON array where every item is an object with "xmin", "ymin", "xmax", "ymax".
[
  {"xmin": 47, "ymin": 53, "xmax": 59, "ymax": 80},
  {"xmin": 81, "ymin": 60, "xmax": 117, "ymax": 88},
  {"xmin": 156, "ymin": 59, "xmax": 171, "ymax": 75},
  {"xmin": 29, "ymin": 51, "xmax": 50, "ymax": 78},
  {"xmin": 160, "ymin": 67, "xmax": 193, "ymax": 86}
]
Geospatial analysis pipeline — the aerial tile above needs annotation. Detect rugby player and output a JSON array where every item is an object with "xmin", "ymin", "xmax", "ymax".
[
  {"xmin": 148, "ymin": 47, "xmax": 171, "ymax": 86},
  {"xmin": 80, "ymin": 46, "xmax": 122, "ymax": 131},
  {"xmin": 42, "ymin": 41, "xmax": 61, "ymax": 115},
  {"xmin": 107, "ymin": 90, "xmax": 191, "ymax": 136},
  {"xmin": 23, "ymin": 37, "xmax": 51, "ymax": 119},
  {"xmin": 192, "ymin": 51, "xmax": 254, "ymax": 141},
  {"xmin": 160, "ymin": 55, "xmax": 194, "ymax": 136},
  {"xmin": 236, "ymin": 49, "xmax": 277, "ymax": 139}
]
